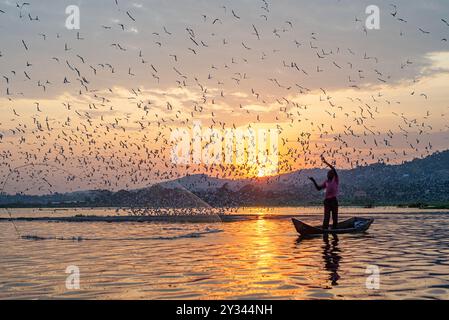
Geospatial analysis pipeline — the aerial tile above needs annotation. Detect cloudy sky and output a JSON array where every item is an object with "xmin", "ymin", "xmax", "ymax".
[{"xmin": 1, "ymin": 0, "xmax": 449, "ymax": 193}]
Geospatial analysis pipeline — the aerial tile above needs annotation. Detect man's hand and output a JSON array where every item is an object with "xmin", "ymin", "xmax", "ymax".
[
  {"xmin": 321, "ymin": 156, "xmax": 338, "ymax": 178},
  {"xmin": 309, "ymin": 177, "xmax": 323, "ymax": 191},
  {"xmin": 321, "ymin": 155, "xmax": 335, "ymax": 169},
  {"xmin": 321, "ymin": 155, "xmax": 328, "ymax": 164}
]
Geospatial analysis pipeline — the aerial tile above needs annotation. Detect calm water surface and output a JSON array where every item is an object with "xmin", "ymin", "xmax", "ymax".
[{"xmin": 0, "ymin": 207, "xmax": 449, "ymax": 299}]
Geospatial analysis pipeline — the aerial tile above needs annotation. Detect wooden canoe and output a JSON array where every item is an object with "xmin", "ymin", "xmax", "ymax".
[{"xmin": 292, "ymin": 217, "xmax": 374, "ymax": 236}]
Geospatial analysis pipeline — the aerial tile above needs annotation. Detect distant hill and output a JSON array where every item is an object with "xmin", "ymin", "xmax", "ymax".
[
  {"xmin": 176, "ymin": 150, "xmax": 449, "ymax": 207},
  {"xmin": 0, "ymin": 183, "xmax": 209, "ymax": 208},
  {"xmin": 1, "ymin": 150, "xmax": 449, "ymax": 207}
]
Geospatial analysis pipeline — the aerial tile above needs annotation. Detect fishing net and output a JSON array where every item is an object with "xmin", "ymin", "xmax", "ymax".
[{"xmin": 0, "ymin": 163, "xmax": 222, "ymax": 241}]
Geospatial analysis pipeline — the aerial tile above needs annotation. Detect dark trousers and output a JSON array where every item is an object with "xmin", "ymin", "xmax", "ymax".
[{"xmin": 323, "ymin": 197, "xmax": 339, "ymax": 229}]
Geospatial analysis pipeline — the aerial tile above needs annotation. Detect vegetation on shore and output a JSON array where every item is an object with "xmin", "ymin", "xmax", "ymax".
[{"xmin": 1, "ymin": 202, "xmax": 449, "ymax": 210}]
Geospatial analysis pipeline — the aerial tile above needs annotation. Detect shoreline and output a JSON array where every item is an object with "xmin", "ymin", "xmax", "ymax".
[
  {"xmin": 1, "ymin": 203, "xmax": 448, "ymax": 210},
  {"xmin": 2, "ymin": 211, "xmax": 449, "ymax": 224}
]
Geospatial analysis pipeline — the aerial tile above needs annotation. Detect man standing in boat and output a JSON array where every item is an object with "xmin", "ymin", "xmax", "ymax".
[{"xmin": 309, "ymin": 156, "xmax": 339, "ymax": 230}]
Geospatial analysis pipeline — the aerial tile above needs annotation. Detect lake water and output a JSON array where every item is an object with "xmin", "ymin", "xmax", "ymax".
[{"xmin": 1, "ymin": 207, "xmax": 449, "ymax": 299}]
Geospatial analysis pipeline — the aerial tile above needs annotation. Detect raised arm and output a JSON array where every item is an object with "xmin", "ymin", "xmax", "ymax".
[{"xmin": 321, "ymin": 156, "xmax": 338, "ymax": 178}]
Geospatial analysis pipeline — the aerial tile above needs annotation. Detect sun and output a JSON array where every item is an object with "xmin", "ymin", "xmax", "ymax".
[{"xmin": 256, "ymin": 165, "xmax": 278, "ymax": 178}]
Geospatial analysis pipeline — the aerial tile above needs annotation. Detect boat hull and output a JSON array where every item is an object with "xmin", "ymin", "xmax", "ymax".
[{"xmin": 292, "ymin": 217, "xmax": 374, "ymax": 236}]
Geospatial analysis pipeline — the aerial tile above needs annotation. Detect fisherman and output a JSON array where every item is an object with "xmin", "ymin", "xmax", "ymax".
[{"xmin": 309, "ymin": 156, "xmax": 339, "ymax": 230}]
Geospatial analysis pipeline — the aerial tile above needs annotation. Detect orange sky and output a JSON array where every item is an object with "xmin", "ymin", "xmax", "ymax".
[{"xmin": 1, "ymin": 0, "xmax": 449, "ymax": 194}]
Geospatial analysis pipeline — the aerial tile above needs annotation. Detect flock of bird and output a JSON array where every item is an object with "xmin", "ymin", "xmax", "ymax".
[{"xmin": 0, "ymin": 0, "xmax": 448, "ymax": 203}]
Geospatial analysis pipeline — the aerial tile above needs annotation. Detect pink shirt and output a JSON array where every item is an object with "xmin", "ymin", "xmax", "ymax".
[{"xmin": 322, "ymin": 176, "xmax": 339, "ymax": 199}]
